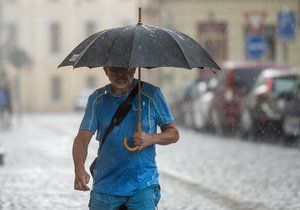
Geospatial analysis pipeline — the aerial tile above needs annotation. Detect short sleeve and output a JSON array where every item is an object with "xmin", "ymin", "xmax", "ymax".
[
  {"xmin": 153, "ymin": 88, "xmax": 175, "ymax": 127},
  {"xmin": 79, "ymin": 94, "xmax": 99, "ymax": 134}
]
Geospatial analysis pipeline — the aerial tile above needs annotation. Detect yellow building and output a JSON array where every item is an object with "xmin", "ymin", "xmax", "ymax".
[
  {"xmin": 1, "ymin": 0, "xmax": 139, "ymax": 112},
  {"xmin": 143, "ymin": 0, "xmax": 300, "ymax": 95},
  {"xmin": 1, "ymin": 0, "xmax": 299, "ymax": 111}
]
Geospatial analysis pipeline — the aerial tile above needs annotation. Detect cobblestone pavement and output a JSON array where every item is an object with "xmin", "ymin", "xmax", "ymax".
[
  {"xmin": 0, "ymin": 114, "xmax": 225, "ymax": 210},
  {"xmin": 1, "ymin": 113, "xmax": 300, "ymax": 210}
]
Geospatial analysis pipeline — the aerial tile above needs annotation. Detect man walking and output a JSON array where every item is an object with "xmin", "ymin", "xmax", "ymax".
[{"xmin": 72, "ymin": 67, "xmax": 179, "ymax": 210}]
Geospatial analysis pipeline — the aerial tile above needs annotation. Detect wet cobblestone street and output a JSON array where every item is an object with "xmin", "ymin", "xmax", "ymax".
[
  {"xmin": 0, "ymin": 114, "xmax": 222, "ymax": 210},
  {"xmin": 1, "ymin": 113, "xmax": 300, "ymax": 210}
]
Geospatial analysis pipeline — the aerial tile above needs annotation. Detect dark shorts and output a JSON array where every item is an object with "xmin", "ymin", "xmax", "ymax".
[{"xmin": 89, "ymin": 185, "xmax": 161, "ymax": 210}]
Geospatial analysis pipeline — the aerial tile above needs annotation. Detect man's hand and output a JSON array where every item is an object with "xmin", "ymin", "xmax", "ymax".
[
  {"xmin": 132, "ymin": 131, "xmax": 154, "ymax": 151},
  {"xmin": 72, "ymin": 130, "xmax": 93, "ymax": 191},
  {"xmin": 74, "ymin": 169, "xmax": 91, "ymax": 191}
]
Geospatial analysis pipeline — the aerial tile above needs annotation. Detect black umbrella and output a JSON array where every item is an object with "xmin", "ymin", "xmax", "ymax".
[
  {"xmin": 58, "ymin": 23, "xmax": 220, "ymax": 70},
  {"xmin": 59, "ymin": 8, "xmax": 221, "ymax": 151}
]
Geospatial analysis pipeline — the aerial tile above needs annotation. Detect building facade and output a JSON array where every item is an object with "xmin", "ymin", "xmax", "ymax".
[
  {"xmin": 144, "ymin": 0, "xmax": 300, "ymax": 96},
  {"xmin": 1, "ymin": 0, "xmax": 299, "ymax": 111},
  {"xmin": 1, "ymin": 0, "xmax": 139, "ymax": 112}
]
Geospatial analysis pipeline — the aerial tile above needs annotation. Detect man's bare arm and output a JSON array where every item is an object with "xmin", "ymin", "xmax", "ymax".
[
  {"xmin": 72, "ymin": 130, "xmax": 93, "ymax": 191},
  {"xmin": 153, "ymin": 122, "xmax": 179, "ymax": 145}
]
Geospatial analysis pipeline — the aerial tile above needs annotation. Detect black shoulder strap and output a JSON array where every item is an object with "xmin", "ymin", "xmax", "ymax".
[{"xmin": 99, "ymin": 81, "xmax": 144, "ymax": 150}]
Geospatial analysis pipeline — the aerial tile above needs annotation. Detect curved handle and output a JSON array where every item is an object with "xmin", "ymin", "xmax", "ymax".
[
  {"xmin": 123, "ymin": 121, "xmax": 142, "ymax": 152},
  {"xmin": 122, "ymin": 137, "xmax": 139, "ymax": 152},
  {"xmin": 123, "ymin": 73, "xmax": 142, "ymax": 152}
]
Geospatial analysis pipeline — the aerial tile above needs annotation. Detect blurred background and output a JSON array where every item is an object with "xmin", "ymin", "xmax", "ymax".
[
  {"xmin": 0, "ymin": 0, "xmax": 300, "ymax": 210},
  {"xmin": 0, "ymin": 0, "xmax": 299, "ymax": 113}
]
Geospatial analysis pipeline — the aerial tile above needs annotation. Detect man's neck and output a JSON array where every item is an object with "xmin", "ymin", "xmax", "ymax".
[{"xmin": 110, "ymin": 80, "xmax": 135, "ymax": 96}]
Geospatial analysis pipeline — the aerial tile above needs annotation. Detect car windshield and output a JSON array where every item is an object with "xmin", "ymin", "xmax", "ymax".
[
  {"xmin": 272, "ymin": 76, "xmax": 298, "ymax": 93},
  {"xmin": 232, "ymin": 69, "xmax": 263, "ymax": 92}
]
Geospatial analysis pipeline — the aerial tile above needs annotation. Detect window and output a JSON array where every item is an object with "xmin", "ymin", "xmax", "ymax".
[
  {"xmin": 51, "ymin": 77, "xmax": 62, "ymax": 102},
  {"xmin": 50, "ymin": 22, "xmax": 61, "ymax": 54},
  {"xmin": 85, "ymin": 21, "xmax": 96, "ymax": 36},
  {"xmin": 197, "ymin": 22, "xmax": 227, "ymax": 63},
  {"xmin": 232, "ymin": 69, "xmax": 264, "ymax": 92},
  {"xmin": 273, "ymin": 77, "xmax": 297, "ymax": 93}
]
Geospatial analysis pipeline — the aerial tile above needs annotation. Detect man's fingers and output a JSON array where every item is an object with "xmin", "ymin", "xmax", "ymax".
[
  {"xmin": 74, "ymin": 179, "xmax": 90, "ymax": 191},
  {"xmin": 74, "ymin": 181, "xmax": 83, "ymax": 190},
  {"xmin": 82, "ymin": 182, "xmax": 90, "ymax": 191},
  {"xmin": 133, "ymin": 138, "xmax": 141, "ymax": 145}
]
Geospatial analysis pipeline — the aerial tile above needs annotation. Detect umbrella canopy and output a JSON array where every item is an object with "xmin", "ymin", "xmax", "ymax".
[{"xmin": 58, "ymin": 23, "xmax": 221, "ymax": 71}]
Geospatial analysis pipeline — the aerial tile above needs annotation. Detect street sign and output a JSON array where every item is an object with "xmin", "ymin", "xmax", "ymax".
[
  {"xmin": 277, "ymin": 11, "xmax": 296, "ymax": 40},
  {"xmin": 245, "ymin": 35, "xmax": 267, "ymax": 58},
  {"xmin": 244, "ymin": 11, "xmax": 266, "ymax": 34}
]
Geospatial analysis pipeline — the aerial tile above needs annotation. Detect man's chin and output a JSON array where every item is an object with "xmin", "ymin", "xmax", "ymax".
[
  {"xmin": 113, "ymin": 79, "xmax": 133, "ymax": 89},
  {"xmin": 112, "ymin": 82, "xmax": 129, "ymax": 89}
]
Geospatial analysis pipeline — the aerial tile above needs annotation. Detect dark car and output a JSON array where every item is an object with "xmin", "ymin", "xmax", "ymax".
[
  {"xmin": 240, "ymin": 69, "xmax": 300, "ymax": 140},
  {"xmin": 282, "ymin": 79, "xmax": 300, "ymax": 145},
  {"xmin": 209, "ymin": 61, "xmax": 291, "ymax": 134}
]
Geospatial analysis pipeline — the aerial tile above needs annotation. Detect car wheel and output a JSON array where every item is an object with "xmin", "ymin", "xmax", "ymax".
[
  {"xmin": 249, "ymin": 120, "xmax": 263, "ymax": 142},
  {"xmin": 282, "ymin": 135, "xmax": 297, "ymax": 147}
]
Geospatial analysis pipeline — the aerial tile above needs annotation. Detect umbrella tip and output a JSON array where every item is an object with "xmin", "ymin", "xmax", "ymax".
[{"xmin": 138, "ymin": 7, "xmax": 142, "ymax": 23}]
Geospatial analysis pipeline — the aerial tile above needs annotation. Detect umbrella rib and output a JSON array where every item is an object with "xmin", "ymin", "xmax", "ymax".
[
  {"xmin": 73, "ymin": 29, "xmax": 113, "ymax": 68},
  {"xmin": 102, "ymin": 28, "xmax": 129, "ymax": 67},
  {"xmin": 128, "ymin": 27, "xmax": 137, "ymax": 68},
  {"xmin": 161, "ymin": 29, "xmax": 192, "ymax": 69}
]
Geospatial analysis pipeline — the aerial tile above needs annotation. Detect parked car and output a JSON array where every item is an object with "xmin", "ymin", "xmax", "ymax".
[
  {"xmin": 191, "ymin": 78, "xmax": 217, "ymax": 130},
  {"xmin": 169, "ymin": 86, "xmax": 187, "ymax": 126},
  {"xmin": 208, "ymin": 61, "xmax": 291, "ymax": 134},
  {"xmin": 282, "ymin": 79, "xmax": 300, "ymax": 145},
  {"xmin": 170, "ymin": 81, "xmax": 194, "ymax": 128},
  {"xmin": 178, "ymin": 70, "xmax": 215, "ymax": 129},
  {"xmin": 240, "ymin": 69, "xmax": 300, "ymax": 140}
]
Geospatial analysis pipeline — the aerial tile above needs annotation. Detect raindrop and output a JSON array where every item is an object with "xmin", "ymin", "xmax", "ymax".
[
  {"xmin": 176, "ymin": 33, "xmax": 186, "ymax": 41},
  {"xmin": 141, "ymin": 25, "xmax": 153, "ymax": 32}
]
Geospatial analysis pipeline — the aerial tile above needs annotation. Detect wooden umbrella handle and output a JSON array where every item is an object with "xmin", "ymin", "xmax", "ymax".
[
  {"xmin": 122, "ymin": 121, "xmax": 141, "ymax": 152},
  {"xmin": 123, "ymin": 137, "xmax": 139, "ymax": 152},
  {"xmin": 123, "ymin": 67, "xmax": 142, "ymax": 152}
]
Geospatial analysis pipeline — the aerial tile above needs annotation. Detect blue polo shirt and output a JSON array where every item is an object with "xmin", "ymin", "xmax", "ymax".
[{"xmin": 79, "ymin": 79, "xmax": 174, "ymax": 196}]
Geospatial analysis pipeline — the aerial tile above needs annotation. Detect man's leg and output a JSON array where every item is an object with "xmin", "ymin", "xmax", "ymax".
[
  {"xmin": 89, "ymin": 191, "xmax": 125, "ymax": 210},
  {"xmin": 125, "ymin": 185, "xmax": 161, "ymax": 210}
]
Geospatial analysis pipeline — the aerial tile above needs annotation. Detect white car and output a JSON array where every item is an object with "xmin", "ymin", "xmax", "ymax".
[{"xmin": 191, "ymin": 79, "xmax": 217, "ymax": 130}]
